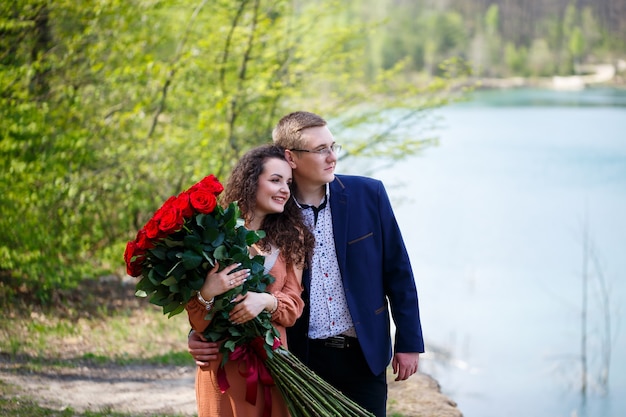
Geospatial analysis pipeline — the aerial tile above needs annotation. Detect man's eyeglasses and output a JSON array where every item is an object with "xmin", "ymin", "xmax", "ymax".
[{"xmin": 290, "ymin": 143, "xmax": 342, "ymax": 156}]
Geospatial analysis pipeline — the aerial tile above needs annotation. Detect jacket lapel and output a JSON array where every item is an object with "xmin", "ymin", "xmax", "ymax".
[{"xmin": 330, "ymin": 176, "xmax": 349, "ymax": 279}]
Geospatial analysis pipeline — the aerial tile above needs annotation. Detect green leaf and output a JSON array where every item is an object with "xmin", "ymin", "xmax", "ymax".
[
  {"xmin": 153, "ymin": 263, "xmax": 170, "ymax": 278},
  {"xmin": 149, "ymin": 245, "xmax": 168, "ymax": 260},
  {"xmin": 183, "ymin": 234, "xmax": 202, "ymax": 251},
  {"xmin": 178, "ymin": 251, "xmax": 203, "ymax": 269},
  {"xmin": 136, "ymin": 276, "xmax": 157, "ymax": 293},
  {"xmin": 231, "ymin": 252, "xmax": 248, "ymax": 263},
  {"xmin": 228, "ymin": 327, "xmax": 242, "ymax": 337},
  {"xmin": 149, "ymin": 287, "xmax": 171, "ymax": 306},
  {"xmin": 163, "ymin": 300, "xmax": 184, "ymax": 316},
  {"xmin": 211, "ymin": 232, "xmax": 225, "ymax": 247},
  {"xmin": 213, "ymin": 245, "xmax": 228, "ymax": 260},
  {"xmin": 246, "ymin": 229, "xmax": 264, "ymax": 245},
  {"xmin": 223, "ymin": 339, "xmax": 236, "ymax": 352},
  {"xmin": 187, "ymin": 273, "xmax": 205, "ymax": 292},
  {"xmin": 249, "ymin": 259, "xmax": 265, "ymax": 275},
  {"xmin": 202, "ymin": 226, "xmax": 219, "ymax": 244},
  {"xmin": 148, "ymin": 269, "xmax": 162, "ymax": 286},
  {"xmin": 161, "ymin": 275, "xmax": 178, "ymax": 286}
]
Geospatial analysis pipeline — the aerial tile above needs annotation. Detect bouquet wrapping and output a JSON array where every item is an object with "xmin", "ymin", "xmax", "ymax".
[{"xmin": 124, "ymin": 175, "xmax": 373, "ymax": 417}]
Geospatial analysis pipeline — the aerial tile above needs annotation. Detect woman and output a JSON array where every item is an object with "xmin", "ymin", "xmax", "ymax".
[{"xmin": 185, "ymin": 144, "xmax": 314, "ymax": 417}]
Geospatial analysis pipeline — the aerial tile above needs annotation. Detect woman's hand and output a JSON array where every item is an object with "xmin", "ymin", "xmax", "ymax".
[
  {"xmin": 229, "ymin": 292, "xmax": 275, "ymax": 324},
  {"xmin": 198, "ymin": 262, "xmax": 249, "ymax": 301}
]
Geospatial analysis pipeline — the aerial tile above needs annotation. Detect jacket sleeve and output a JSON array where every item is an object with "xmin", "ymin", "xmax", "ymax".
[
  {"xmin": 185, "ymin": 296, "xmax": 212, "ymax": 333},
  {"xmin": 377, "ymin": 180, "xmax": 425, "ymax": 353},
  {"xmin": 269, "ymin": 259, "xmax": 305, "ymax": 328}
]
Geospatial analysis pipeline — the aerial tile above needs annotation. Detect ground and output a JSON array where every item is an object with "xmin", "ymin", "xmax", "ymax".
[
  {"xmin": 0, "ymin": 276, "xmax": 462, "ymax": 416},
  {"xmin": 0, "ymin": 358, "xmax": 462, "ymax": 417}
]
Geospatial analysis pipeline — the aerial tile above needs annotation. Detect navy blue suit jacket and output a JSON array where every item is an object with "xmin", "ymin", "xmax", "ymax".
[{"xmin": 287, "ymin": 174, "xmax": 424, "ymax": 376}]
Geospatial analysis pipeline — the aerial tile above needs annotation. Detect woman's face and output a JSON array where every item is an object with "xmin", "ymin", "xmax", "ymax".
[{"xmin": 254, "ymin": 157, "xmax": 292, "ymax": 218}]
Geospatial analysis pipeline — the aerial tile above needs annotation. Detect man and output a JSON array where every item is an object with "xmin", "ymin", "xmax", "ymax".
[{"xmin": 189, "ymin": 111, "xmax": 424, "ymax": 417}]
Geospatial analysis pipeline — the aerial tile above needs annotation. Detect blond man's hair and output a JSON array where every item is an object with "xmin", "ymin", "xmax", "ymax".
[{"xmin": 272, "ymin": 111, "xmax": 327, "ymax": 149}]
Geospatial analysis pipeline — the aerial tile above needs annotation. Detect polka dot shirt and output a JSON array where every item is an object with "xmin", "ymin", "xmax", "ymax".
[{"xmin": 295, "ymin": 188, "xmax": 356, "ymax": 339}]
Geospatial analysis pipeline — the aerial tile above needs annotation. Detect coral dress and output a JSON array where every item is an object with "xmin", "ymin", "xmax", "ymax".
[{"xmin": 186, "ymin": 251, "xmax": 303, "ymax": 417}]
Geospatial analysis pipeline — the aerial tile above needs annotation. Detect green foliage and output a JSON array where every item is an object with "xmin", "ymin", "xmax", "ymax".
[
  {"xmin": 528, "ymin": 38, "xmax": 556, "ymax": 76},
  {"xmin": 484, "ymin": 4, "xmax": 500, "ymax": 36},
  {"xmin": 569, "ymin": 27, "xmax": 585, "ymax": 62},
  {"xmin": 351, "ymin": 0, "xmax": 625, "ymax": 78},
  {"xmin": 1, "ymin": 0, "xmax": 169, "ymax": 295},
  {"xmin": 15, "ymin": 0, "xmax": 623, "ymax": 299},
  {"xmin": 504, "ymin": 42, "xmax": 529, "ymax": 76},
  {"xmin": 1, "ymin": 0, "xmax": 463, "ymax": 300}
]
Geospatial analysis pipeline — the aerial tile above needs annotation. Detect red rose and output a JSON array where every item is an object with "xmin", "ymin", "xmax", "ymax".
[
  {"xmin": 157, "ymin": 204, "xmax": 184, "ymax": 234},
  {"xmin": 144, "ymin": 217, "xmax": 161, "ymax": 239},
  {"xmin": 173, "ymin": 192, "xmax": 194, "ymax": 218},
  {"xmin": 189, "ymin": 188, "xmax": 218, "ymax": 214},
  {"xmin": 199, "ymin": 175, "xmax": 224, "ymax": 195},
  {"xmin": 124, "ymin": 240, "xmax": 145, "ymax": 277},
  {"xmin": 188, "ymin": 175, "xmax": 224, "ymax": 195},
  {"xmin": 135, "ymin": 229, "xmax": 154, "ymax": 250},
  {"xmin": 144, "ymin": 196, "xmax": 177, "ymax": 238},
  {"xmin": 271, "ymin": 337, "xmax": 281, "ymax": 350}
]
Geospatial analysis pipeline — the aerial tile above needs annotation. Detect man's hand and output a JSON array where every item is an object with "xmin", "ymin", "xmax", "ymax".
[
  {"xmin": 188, "ymin": 330, "xmax": 220, "ymax": 367},
  {"xmin": 392, "ymin": 352, "xmax": 420, "ymax": 381}
]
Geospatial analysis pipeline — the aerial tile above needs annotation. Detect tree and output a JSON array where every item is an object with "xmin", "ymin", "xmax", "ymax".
[{"xmin": 1, "ymin": 0, "xmax": 463, "ymax": 300}]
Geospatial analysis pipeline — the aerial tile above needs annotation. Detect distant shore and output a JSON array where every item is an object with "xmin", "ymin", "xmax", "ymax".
[{"xmin": 474, "ymin": 60, "xmax": 626, "ymax": 91}]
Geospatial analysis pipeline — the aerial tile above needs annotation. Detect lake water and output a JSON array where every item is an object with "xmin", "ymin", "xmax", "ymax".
[{"xmin": 353, "ymin": 88, "xmax": 626, "ymax": 417}]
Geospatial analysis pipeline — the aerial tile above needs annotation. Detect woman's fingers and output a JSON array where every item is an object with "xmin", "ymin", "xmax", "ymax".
[
  {"xmin": 202, "ymin": 263, "xmax": 250, "ymax": 299},
  {"xmin": 225, "ymin": 265, "xmax": 250, "ymax": 287}
]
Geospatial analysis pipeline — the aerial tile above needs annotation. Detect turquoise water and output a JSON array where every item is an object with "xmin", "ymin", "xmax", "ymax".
[{"xmin": 366, "ymin": 88, "xmax": 626, "ymax": 417}]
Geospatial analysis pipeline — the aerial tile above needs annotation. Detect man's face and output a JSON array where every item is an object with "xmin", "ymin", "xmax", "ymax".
[{"xmin": 288, "ymin": 125, "xmax": 337, "ymax": 187}]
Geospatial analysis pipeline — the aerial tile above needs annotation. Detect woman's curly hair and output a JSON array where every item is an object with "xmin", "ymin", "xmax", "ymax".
[{"xmin": 220, "ymin": 144, "xmax": 314, "ymax": 268}]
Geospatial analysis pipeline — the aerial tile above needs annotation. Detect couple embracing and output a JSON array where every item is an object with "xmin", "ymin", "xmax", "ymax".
[{"xmin": 186, "ymin": 111, "xmax": 424, "ymax": 417}]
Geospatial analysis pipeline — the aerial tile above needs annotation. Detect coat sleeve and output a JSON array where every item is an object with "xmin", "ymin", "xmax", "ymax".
[
  {"xmin": 269, "ymin": 258, "xmax": 305, "ymax": 328},
  {"xmin": 185, "ymin": 296, "xmax": 212, "ymax": 333},
  {"xmin": 377, "ymin": 181, "xmax": 424, "ymax": 353}
]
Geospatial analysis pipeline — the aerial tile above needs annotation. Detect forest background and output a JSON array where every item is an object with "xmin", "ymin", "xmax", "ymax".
[{"xmin": 1, "ymin": 0, "xmax": 625, "ymax": 304}]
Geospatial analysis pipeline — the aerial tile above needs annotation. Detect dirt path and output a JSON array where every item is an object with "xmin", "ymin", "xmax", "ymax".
[
  {"xmin": 0, "ymin": 359, "xmax": 462, "ymax": 417},
  {"xmin": 1, "ymin": 361, "xmax": 197, "ymax": 416}
]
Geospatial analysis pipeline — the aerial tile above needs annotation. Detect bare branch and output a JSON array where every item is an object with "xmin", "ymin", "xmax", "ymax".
[{"xmin": 147, "ymin": 0, "xmax": 209, "ymax": 139}]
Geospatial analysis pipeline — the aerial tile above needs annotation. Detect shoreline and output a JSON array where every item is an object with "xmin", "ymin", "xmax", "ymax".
[{"xmin": 472, "ymin": 60, "xmax": 626, "ymax": 91}]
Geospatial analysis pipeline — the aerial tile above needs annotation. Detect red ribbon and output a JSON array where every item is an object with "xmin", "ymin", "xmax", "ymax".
[{"xmin": 217, "ymin": 338, "xmax": 278, "ymax": 417}]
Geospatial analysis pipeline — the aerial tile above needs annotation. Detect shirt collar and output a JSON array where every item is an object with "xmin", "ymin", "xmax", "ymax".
[{"xmin": 293, "ymin": 183, "xmax": 330, "ymax": 210}]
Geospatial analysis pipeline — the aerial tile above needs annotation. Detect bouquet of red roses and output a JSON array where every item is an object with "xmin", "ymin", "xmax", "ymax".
[{"xmin": 124, "ymin": 175, "xmax": 374, "ymax": 417}]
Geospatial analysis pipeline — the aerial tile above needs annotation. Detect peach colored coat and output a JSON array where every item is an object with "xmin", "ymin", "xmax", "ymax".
[{"xmin": 186, "ymin": 254, "xmax": 303, "ymax": 417}]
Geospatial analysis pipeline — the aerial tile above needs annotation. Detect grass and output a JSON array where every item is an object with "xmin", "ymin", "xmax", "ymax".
[
  {"xmin": 0, "ymin": 278, "xmax": 191, "ymax": 364},
  {"xmin": 0, "ymin": 277, "xmax": 195, "ymax": 416}
]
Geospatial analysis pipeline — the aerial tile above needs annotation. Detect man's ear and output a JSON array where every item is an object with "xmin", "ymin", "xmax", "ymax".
[{"xmin": 284, "ymin": 149, "xmax": 298, "ymax": 169}]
